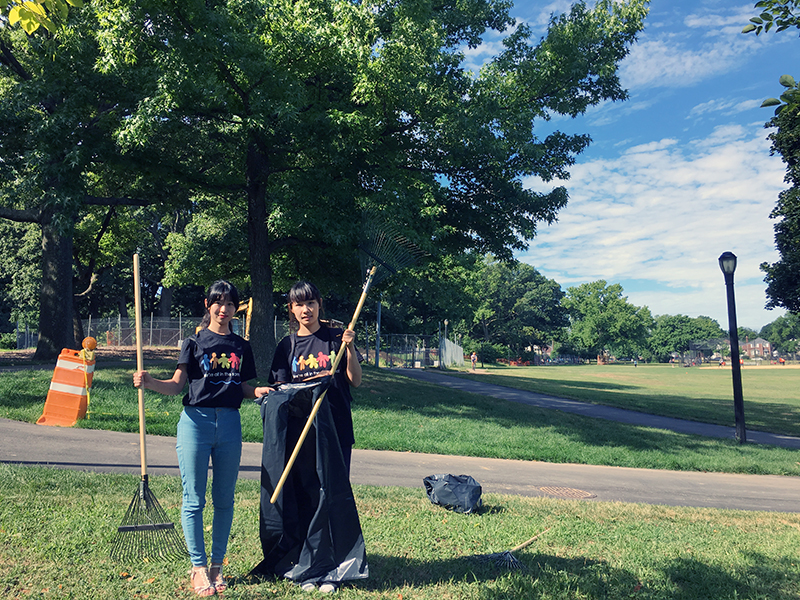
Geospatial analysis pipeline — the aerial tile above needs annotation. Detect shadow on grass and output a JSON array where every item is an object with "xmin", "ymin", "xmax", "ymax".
[{"xmin": 241, "ymin": 551, "xmax": 800, "ymax": 599}]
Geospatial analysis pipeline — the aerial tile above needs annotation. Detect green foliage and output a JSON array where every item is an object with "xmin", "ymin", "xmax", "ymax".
[
  {"xmin": 466, "ymin": 256, "xmax": 568, "ymax": 354},
  {"xmin": 761, "ymin": 99, "xmax": 800, "ymax": 310},
  {"xmin": 370, "ymin": 253, "xmax": 483, "ymax": 336},
  {"xmin": 2, "ymin": 0, "xmax": 648, "ymax": 364},
  {"xmin": 761, "ymin": 312, "xmax": 800, "ymax": 353},
  {"xmin": 472, "ymin": 340, "xmax": 508, "ymax": 364},
  {"xmin": 742, "ymin": 0, "xmax": 800, "ymax": 36},
  {"xmin": 647, "ymin": 314, "xmax": 725, "ymax": 363},
  {"xmin": 2, "ymin": 0, "xmax": 84, "ymax": 35},
  {"xmin": 563, "ymin": 280, "xmax": 653, "ymax": 357},
  {"xmin": 0, "ymin": 332, "xmax": 15, "ymax": 349},
  {"xmin": 0, "ymin": 221, "xmax": 40, "ymax": 327}
]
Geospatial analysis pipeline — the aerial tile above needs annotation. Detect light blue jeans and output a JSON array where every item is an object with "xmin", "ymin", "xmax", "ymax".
[{"xmin": 176, "ymin": 406, "xmax": 242, "ymax": 566}]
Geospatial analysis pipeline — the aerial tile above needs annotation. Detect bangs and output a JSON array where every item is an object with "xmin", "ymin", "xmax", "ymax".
[
  {"xmin": 207, "ymin": 280, "xmax": 240, "ymax": 307},
  {"xmin": 288, "ymin": 281, "xmax": 321, "ymax": 305}
]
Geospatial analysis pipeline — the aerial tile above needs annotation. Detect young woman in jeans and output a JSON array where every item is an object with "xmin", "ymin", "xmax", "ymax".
[{"xmin": 134, "ymin": 280, "xmax": 271, "ymax": 596}]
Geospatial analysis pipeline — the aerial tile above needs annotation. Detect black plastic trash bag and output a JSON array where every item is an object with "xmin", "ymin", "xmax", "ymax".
[
  {"xmin": 248, "ymin": 379, "xmax": 369, "ymax": 585},
  {"xmin": 423, "ymin": 473, "xmax": 483, "ymax": 514}
]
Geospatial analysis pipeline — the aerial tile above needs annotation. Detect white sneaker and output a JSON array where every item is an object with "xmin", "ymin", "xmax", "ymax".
[
  {"xmin": 319, "ymin": 582, "xmax": 338, "ymax": 593},
  {"xmin": 301, "ymin": 582, "xmax": 317, "ymax": 592}
]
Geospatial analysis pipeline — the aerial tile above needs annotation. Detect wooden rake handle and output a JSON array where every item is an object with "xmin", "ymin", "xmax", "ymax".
[
  {"xmin": 510, "ymin": 527, "xmax": 552, "ymax": 553},
  {"xmin": 269, "ymin": 266, "xmax": 377, "ymax": 504},
  {"xmin": 133, "ymin": 254, "xmax": 148, "ymax": 478}
]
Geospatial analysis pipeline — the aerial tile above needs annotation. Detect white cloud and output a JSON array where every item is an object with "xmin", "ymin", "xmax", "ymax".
[
  {"xmin": 685, "ymin": 5, "xmax": 758, "ymax": 35},
  {"xmin": 519, "ymin": 125, "xmax": 786, "ymax": 329},
  {"xmin": 618, "ymin": 3, "xmax": 773, "ymax": 90},
  {"xmin": 620, "ymin": 36, "xmax": 752, "ymax": 89},
  {"xmin": 688, "ymin": 98, "xmax": 763, "ymax": 118}
]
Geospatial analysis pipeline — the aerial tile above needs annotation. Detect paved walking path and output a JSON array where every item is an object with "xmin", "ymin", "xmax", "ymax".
[{"xmin": 2, "ymin": 367, "xmax": 800, "ymax": 513}]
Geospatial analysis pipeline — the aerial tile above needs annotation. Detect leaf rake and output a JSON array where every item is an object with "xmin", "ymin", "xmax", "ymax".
[
  {"xmin": 110, "ymin": 254, "xmax": 187, "ymax": 562},
  {"xmin": 476, "ymin": 527, "xmax": 552, "ymax": 570}
]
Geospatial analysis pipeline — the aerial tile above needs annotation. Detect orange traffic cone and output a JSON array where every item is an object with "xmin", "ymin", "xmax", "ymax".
[{"xmin": 36, "ymin": 338, "xmax": 96, "ymax": 427}]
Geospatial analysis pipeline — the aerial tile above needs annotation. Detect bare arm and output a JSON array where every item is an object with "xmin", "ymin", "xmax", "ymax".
[
  {"xmin": 242, "ymin": 382, "xmax": 275, "ymax": 399},
  {"xmin": 133, "ymin": 365, "xmax": 188, "ymax": 396},
  {"xmin": 342, "ymin": 329, "xmax": 362, "ymax": 388}
]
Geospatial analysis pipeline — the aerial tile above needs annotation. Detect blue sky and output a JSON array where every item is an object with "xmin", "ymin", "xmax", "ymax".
[{"xmin": 466, "ymin": 0, "xmax": 800, "ymax": 331}]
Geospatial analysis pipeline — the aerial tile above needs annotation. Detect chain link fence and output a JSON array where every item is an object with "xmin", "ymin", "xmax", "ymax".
[
  {"xmin": 363, "ymin": 333, "xmax": 464, "ymax": 369},
  {"xmin": 15, "ymin": 318, "xmax": 465, "ymax": 371}
]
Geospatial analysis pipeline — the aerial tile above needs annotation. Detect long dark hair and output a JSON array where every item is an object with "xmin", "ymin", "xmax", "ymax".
[
  {"xmin": 199, "ymin": 280, "xmax": 240, "ymax": 331},
  {"xmin": 287, "ymin": 280, "xmax": 325, "ymax": 332}
]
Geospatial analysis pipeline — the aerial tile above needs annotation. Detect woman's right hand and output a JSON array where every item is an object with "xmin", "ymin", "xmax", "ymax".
[{"xmin": 132, "ymin": 370, "xmax": 150, "ymax": 389}]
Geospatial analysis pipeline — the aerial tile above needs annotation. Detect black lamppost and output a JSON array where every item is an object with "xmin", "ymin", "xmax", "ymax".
[{"xmin": 718, "ymin": 251, "xmax": 746, "ymax": 444}]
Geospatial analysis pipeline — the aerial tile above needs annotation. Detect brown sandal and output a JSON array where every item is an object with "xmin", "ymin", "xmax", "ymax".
[
  {"xmin": 209, "ymin": 563, "xmax": 228, "ymax": 592},
  {"xmin": 190, "ymin": 567, "xmax": 216, "ymax": 597}
]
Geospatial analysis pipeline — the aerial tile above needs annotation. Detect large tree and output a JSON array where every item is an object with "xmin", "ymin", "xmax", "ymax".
[
  {"xmin": 647, "ymin": 314, "xmax": 724, "ymax": 363},
  {"xmin": 761, "ymin": 312, "xmax": 800, "ymax": 354},
  {"xmin": 91, "ymin": 0, "xmax": 648, "ymax": 373},
  {"xmin": 1, "ymin": 3, "xmax": 214, "ymax": 357},
  {"xmin": 742, "ymin": 1, "xmax": 800, "ymax": 311},
  {"xmin": 0, "ymin": 10, "xmax": 158, "ymax": 357},
  {"xmin": 760, "ymin": 102, "xmax": 800, "ymax": 311},
  {"xmin": 468, "ymin": 257, "xmax": 567, "ymax": 354},
  {"xmin": 563, "ymin": 280, "xmax": 653, "ymax": 358}
]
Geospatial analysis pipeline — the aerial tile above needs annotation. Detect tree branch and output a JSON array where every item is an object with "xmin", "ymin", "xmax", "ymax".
[
  {"xmin": 83, "ymin": 196, "xmax": 154, "ymax": 207},
  {"xmin": 0, "ymin": 206, "xmax": 41, "ymax": 223},
  {"xmin": 0, "ymin": 39, "xmax": 31, "ymax": 81}
]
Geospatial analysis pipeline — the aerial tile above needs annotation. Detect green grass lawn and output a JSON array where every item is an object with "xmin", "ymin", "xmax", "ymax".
[
  {"xmin": 3, "ymin": 360, "xmax": 800, "ymax": 599},
  {"xmin": 2, "ymin": 362, "xmax": 800, "ymax": 476},
  {"xmin": 449, "ymin": 362, "xmax": 800, "ymax": 437},
  {"xmin": 2, "ymin": 463, "xmax": 799, "ymax": 600}
]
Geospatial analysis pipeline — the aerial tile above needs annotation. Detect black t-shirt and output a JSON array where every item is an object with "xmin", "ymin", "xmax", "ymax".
[
  {"xmin": 178, "ymin": 328, "xmax": 257, "ymax": 408},
  {"xmin": 269, "ymin": 327, "xmax": 361, "ymax": 446}
]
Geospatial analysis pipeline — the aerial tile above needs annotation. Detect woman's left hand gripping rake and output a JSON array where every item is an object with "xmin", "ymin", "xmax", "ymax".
[{"xmin": 110, "ymin": 254, "xmax": 187, "ymax": 562}]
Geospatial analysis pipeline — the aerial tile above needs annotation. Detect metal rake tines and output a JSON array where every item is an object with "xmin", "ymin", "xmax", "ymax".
[
  {"xmin": 474, "ymin": 527, "xmax": 552, "ymax": 571},
  {"xmin": 477, "ymin": 549, "xmax": 527, "ymax": 570},
  {"xmin": 358, "ymin": 217, "xmax": 427, "ymax": 284},
  {"xmin": 110, "ymin": 477, "xmax": 187, "ymax": 562}
]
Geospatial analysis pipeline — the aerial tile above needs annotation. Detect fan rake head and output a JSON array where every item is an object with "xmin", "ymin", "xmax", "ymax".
[
  {"xmin": 477, "ymin": 549, "xmax": 528, "ymax": 570},
  {"xmin": 358, "ymin": 214, "xmax": 427, "ymax": 284},
  {"xmin": 474, "ymin": 526, "xmax": 552, "ymax": 571},
  {"xmin": 110, "ymin": 476, "xmax": 187, "ymax": 563}
]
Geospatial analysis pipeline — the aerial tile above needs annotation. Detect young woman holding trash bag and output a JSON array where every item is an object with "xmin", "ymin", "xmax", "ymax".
[
  {"xmin": 250, "ymin": 280, "xmax": 368, "ymax": 594},
  {"xmin": 271, "ymin": 280, "xmax": 362, "ymax": 470},
  {"xmin": 133, "ymin": 280, "xmax": 271, "ymax": 597}
]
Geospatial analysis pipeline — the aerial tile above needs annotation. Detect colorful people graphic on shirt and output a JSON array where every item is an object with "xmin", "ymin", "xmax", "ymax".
[{"xmin": 292, "ymin": 348, "xmax": 337, "ymax": 379}]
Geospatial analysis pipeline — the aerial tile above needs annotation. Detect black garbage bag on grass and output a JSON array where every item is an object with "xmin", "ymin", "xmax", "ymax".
[
  {"xmin": 248, "ymin": 379, "xmax": 368, "ymax": 584},
  {"xmin": 423, "ymin": 473, "xmax": 483, "ymax": 514}
]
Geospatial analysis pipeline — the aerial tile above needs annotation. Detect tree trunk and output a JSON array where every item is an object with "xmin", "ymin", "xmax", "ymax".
[
  {"xmin": 158, "ymin": 286, "xmax": 173, "ymax": 318},
  {"xmin": 73, "ymin": 301, "xmax": 85, "ymax": 344},
  {"xmin": 34, "ymin": 217, "xmax": 78, "ymax": 359},
  {"xmin": 246, "ymin": 136, "xmax": 276, "ymax": 376}
]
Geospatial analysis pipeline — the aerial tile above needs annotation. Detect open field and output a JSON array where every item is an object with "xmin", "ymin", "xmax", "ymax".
[
  {"xmin": 2, "ymin": 464, "xmax": 799, "ymax": 600},
  {"xmin": 449, "ymin": 362, "xmax": 800, "ymax": 438},
  {"xmin": 2, "ymin": 362, "xmax": 800, "ymax": 476}
]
